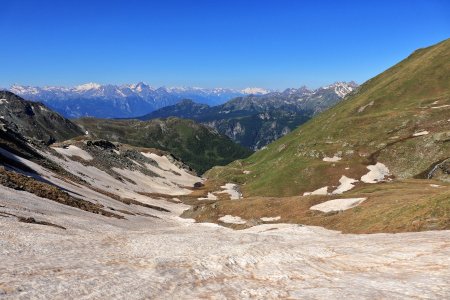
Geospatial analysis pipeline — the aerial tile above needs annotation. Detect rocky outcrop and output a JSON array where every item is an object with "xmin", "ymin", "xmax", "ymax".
[{"xmin": 0, "ymin": 91, "xmax": 84, "ymax": 144}]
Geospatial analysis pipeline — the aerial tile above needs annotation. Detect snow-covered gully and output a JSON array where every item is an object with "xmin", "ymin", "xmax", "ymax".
[
  {"xmin": 0, "ymin": 147, "xmax": 449, "ymax": 299},
  {"xmin": 1, "ymin": 186, "xmax": 450, "ymax": 299}
]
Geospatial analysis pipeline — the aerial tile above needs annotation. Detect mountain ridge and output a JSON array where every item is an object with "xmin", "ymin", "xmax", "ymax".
[
  {"xmin": 9, "ymin": 83, "xmax": 270, "ymax": 118},
  {"xmin": 9, "ymin": 82, "xmax": 355, "ymax": 119},
  {"xmin": 0, "ymin": 91, "xmax": 84, "ymax": 144},
  {"xmin": 206, "ymin": 38, "xmax": 450, "ymax": 197},
  {"xmin": 75, "ymin": 117, "xmax": 253, "ymax": 174},
  {"xmin": 139, "ymin": 82, "xmax": 358, "ymax": 149}
]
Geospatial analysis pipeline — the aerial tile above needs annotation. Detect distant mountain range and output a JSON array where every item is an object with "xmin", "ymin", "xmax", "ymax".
[
  {"xmin": 140, "ymin": 82, "xmax": 358, "ymax": 149},
  {"xmin": 9, "ymin": 83, "xmax": 271, "ymax": 118}
]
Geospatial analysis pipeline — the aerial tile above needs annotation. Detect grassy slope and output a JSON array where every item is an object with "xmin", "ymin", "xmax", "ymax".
[
  {"xmin": 181, "ymin": 179, "xmax": 449, "ymax": 233},
  {"xmin": 75, "ymin": 117, "xmax": 253, "ymax": 174},
  {"xmin": 207, "ymin": 39, "xmax": 450, "ymax": 197}
]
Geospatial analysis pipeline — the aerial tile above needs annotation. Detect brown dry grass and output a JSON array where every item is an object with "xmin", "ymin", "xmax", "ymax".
[{"xmin": 182, "ymin": 179, "xmax": 450, "ymax": 233}]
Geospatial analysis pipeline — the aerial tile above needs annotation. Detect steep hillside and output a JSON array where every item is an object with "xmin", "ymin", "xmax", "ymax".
[
  {"xmin": 1, "ymin": 130, "xmax": 449, "ymax": 298},
  {"xmin": 75, "ymin": 117, "xmax": 253, "ymax": 174},
  {"xmin": 140, "ymin": 82, "xmax": 357, "ymax": 149},
  {"xmin": 0, "ymin": 91, "xmax": 84, "ymax": 144},
  {"xmin": 207, "ymin": 39, "xmax": 450, "ymax": 197}
]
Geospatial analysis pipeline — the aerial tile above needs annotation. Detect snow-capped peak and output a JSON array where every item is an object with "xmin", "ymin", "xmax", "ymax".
[
  {"xmin": 74, "ymin": 82, "xmax": 101, "ymax": 92},
  {"xmin": 10, "ymin": 84, "xmax": 40, "ymax": 95},
  {"xmin": 322, "ymin": 82, "xmax": 357, "ymax": 98},
  {"xmin": 241, "ymin": 87, "xmax": 270, "ymax": 95},
  {"xmin": 128, "ymin": 82, "xmax": 153, "ymax": 92}
]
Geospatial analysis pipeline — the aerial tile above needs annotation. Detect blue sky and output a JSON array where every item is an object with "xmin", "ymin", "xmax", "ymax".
[{"xmin": 0, "ymin": 0, "xmax": 449, "ymax": 89}]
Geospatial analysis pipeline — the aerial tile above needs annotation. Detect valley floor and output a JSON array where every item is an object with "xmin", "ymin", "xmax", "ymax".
[{"xmin": 1, "ymin": 186, "xmax": 450, "ymax": 299}]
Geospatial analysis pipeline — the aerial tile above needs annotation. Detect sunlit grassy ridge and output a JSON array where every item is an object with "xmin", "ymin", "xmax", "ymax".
[{"xmin": 207, "ymin": 39, "xmax": 450, "ymax": 197}]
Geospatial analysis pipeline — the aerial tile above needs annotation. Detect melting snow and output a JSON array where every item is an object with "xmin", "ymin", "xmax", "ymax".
[
  {"xmin": 323, "ymin": 155, "xmax": 341, "ymax": 162},
  {"xmin": 198, "ymin": 192, "xmax": 218, "ymax": 201},
  {"xmin": 413, "ymin": 131, "xmax": 429, "ymax": 137},
  {"xmin": 53, "ymin": 145, "xmax": 93, "ymax": 161},
  {"xmin": 0, "ymin": 98, "xmax": 8, "ymax": 104},
  {"xmin": 2, "ymin": 138, "xmax": 450, "ymax": 298},
  {"xmin": 218, "ymin": 215, "xmax": 246, "ymax": 224},
  {"xmin": 260, "ymin": 216, "xmax": 281, "ymax": 222},
  {"xmin": 332, "ymin": 176, "xmax": 358, "ymax": 194},
  {"xmin": 357, "ymin": 100, "xmax": 374, "ymax": 113},
  {"xmin": 431, "ymin": 104, "xmax": 450, "ymax": 109},
  {"xmin": 310, "ymin": 198, "xmax": 367, "ymax": 213},
  {"xmin": 361, "ymin": 162, "xmax": 390, "ymax": 183},
  {"xmin": 218, "ymin": 183, "xmax": 242, "ymax": 200},
  {"xmin": 303, "ymin": 186, "xmax": 329, "ymax": 196},
  {"xmin": 0, "ymin": 156, "xmax": 450, "ymax": 298}
]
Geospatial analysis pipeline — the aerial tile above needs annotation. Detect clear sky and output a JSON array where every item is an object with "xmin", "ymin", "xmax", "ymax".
[{"xmin": 1, "ymin": 0, "xmax": 449, "ymax": 89}]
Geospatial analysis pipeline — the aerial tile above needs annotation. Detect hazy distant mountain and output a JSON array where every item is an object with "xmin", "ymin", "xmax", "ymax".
[
  {"xmin": 9, "ymin": 83, "xmax": 271, "ymax": 118},
  {"xmin": 140, "ymin": 82, "xmax": 358, "ymax": 149}
]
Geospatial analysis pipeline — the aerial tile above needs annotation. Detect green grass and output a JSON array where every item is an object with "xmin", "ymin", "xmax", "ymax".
[
  {"xmin": 207, "ymin": 38, "xmax": 450, "ymax": 197},
  {"xmin": 75, "ymin": 117, "xmax": 253, "ymax": 174}
]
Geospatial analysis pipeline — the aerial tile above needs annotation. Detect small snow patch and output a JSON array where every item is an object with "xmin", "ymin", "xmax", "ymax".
[
  {"xmin": 361, "ymin": 163, "xmax": 390, "ymax": 183},
  {"xmin": 260, "ymin": 216, "xmax": 281, "ymax": 222},
  {"xmin": 323, "ymin": 155, "xmax": 341, "ymax": 162},
  {"xmin": 243, "ymin": 170, "xmax": 251, "ymax": 174},
  {"xmin": 430, "ymin": 184, "xmax": 441, "ymax": 188},
  {"xmin": 431, "ymin": 104, "xmax": 450, "ymax": 109},
  {"xmin": 219, "ymin": 215, "xmax": 246, "ymax": 224},
  {"xmin": 303, "ymin": 186, "xmax": 328, "ymax": 196},
  {"xmin": 332, "ymin": 176, "xmax": 358, "ymax": 194},
  {"xmin": 0, "ymin": 98, "xmax": 8, "ymax": 104},
  {"xmin": 357, "ymin": 100, "xmax": 374, "ymax": 113},
  {"xmin": 413, "ymin": 131, "xmax": 429, "ymax": 137},
  {"xmin": 310, "ymin": 198, "xmax": 367, "ymax": 213},
  {"xmin": 218, "ymin": 183, "xmax": 242, "ymax": 200}
]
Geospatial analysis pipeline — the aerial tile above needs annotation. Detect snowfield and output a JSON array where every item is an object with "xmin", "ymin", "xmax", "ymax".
[
  {"xmin": 1, "ymin": 186, "xmax": 449, "ymax": 299},
  {"xmin": 310, "ymin": 197, "xmax": 367, "ymax": 213},
  {"xmin": 0, "ymin": 145, "xmax": 450, "ymax": 299},
  {"xmin": 53, "ymin": 145, "xmax": 94, "ymax": 160}
]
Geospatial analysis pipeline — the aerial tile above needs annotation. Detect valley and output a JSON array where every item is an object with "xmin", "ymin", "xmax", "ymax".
[
  {"xmin": 0, "ymin": 34, "xmax": 449, "ymax": 299},
  {"xmin": 139, "ymin": 82, "xmax": 357, "ymax": 149},
  {"xmin": 0, "ymin": 136, "xmax": 448, "ymax": 298}
]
